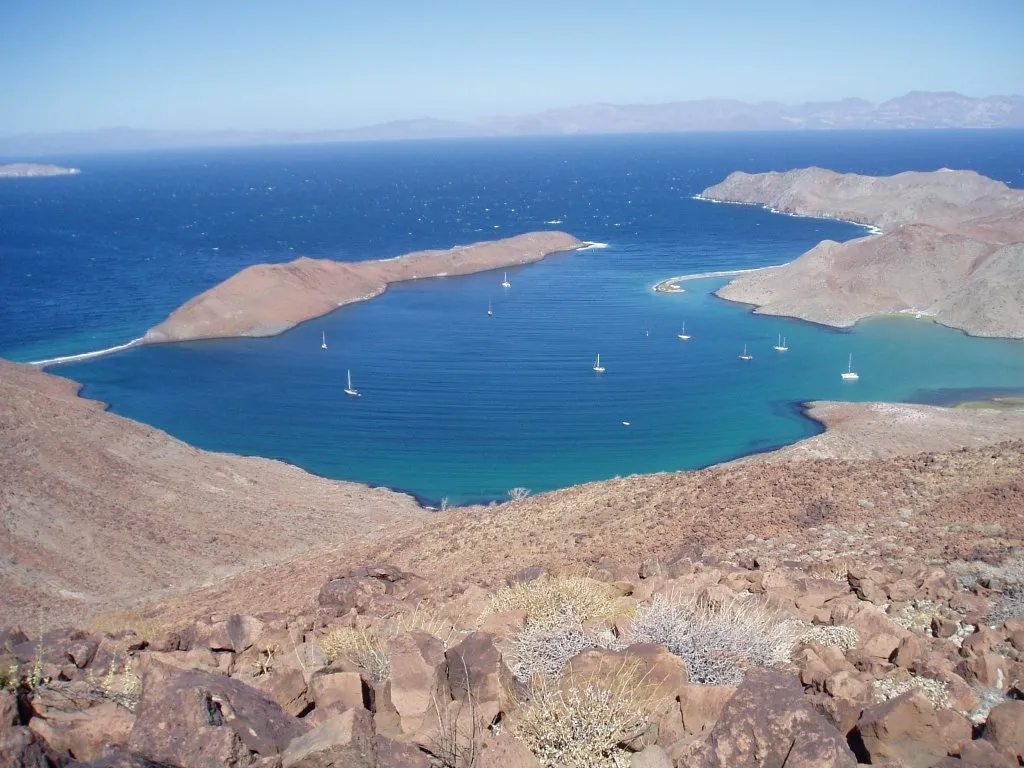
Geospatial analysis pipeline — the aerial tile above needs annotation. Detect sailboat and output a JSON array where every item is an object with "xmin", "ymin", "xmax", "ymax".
[
  {"xmin": 593, "ymin": 354, "xmax": 606, "ymax": 373},
  {"xmin": 677, "ymin": 322, "xmax": 691, "ymax": 341},
  {"xmin": 487, "ymin": 300, "xmax": 493, "ymax": 317},
  {"xmin": 773, "ymin": 334, "xmax": 788, "ymax": 352},
  {"xmin": 841, "ymin": 353, "xmax": 859, "ymax": 381},
  {"xmin": 738, "ymin": 344, "xmax": 753, "ymax": 361},
  {"xmin": 321, "ymin": 332, "xmax": 328, "ymax": 351},
  {"xmin": 501, "ymin": 272, "xmax": 511, "ymax": 288},
  {"xmin": 344, "ymin": 369, "xmax": 361, "ymax": 397}
]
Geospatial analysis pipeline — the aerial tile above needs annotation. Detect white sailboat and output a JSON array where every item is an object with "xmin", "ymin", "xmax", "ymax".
[
  {"xmin": 344, "ymin": 369, "xmax": 361, "ymax": 397},
  {"xmin": 321, "ymin": 332, "xmax": 328, "ymax": 350},
  {"xmin": 841, "ymin": 353, "xmax": 859, "ymax": 381},
  {"xmin": 773, "ymin": 334, "xmax": 788, "ymax": 352},
  {"xmin": 738, "ymin": 344, "xmax": 753, "ymax": 361},
  {"xmin": 593, "ymin": 354, "xmax": 606, "ymax": 373},
  {"xmin": 677, "ymin": 322, "xmax": 691, "ymax": 341},
  {"xmin": 487, "ymin": 300, "xmax": 493, "ymax": 317},
  {"xmin": 501, "ymin": 272, "xmax": 511, "ymax": 288}
]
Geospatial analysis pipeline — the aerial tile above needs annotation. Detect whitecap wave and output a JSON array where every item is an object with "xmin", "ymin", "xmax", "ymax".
[
  {"xmin": 577, "ymin": 241, "xmax": 609, "ymax": 251},
  {"xmin": 544, "ymin": 219, "xmax": 564, "ymax": 224},
  {"xmin": 29, "ymin": 338, "xmax": 144, "ymax": 367}
]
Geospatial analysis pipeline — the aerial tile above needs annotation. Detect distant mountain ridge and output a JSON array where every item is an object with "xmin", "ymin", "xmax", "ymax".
[{"xmin": 2, "ymin": 91, "xmax": 1022, "ymax": 156}]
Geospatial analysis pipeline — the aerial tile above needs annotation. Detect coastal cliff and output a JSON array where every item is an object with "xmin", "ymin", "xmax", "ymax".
[
  {"xmin": 702, "ymin": 168, "xmax": 1024, "ymax": 337},
  {"xmin": 145, "ymin": 231, "xmax": 584, "ymax": 343},
  {"xmin": 0, "ymin": 162, "xmax": 80, "ymax": 177}
]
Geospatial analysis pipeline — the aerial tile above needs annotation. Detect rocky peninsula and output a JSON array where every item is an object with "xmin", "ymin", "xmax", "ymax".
[
  {"xmin": 694, "ymin": 168, "xmax": 1024, "ymax": 337},
  {"xmin": 0, "ymin": 162, "xmax": 80, "ymax": 178},
  {"xmin": 145, "ymin": 231, "xmax": 583, "ymax": 343}
]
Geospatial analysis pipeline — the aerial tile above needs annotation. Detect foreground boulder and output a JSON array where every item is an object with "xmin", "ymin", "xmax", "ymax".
[
  {"xmin": 693, "ymin": 668, "xmax": 857, "ymax": 767},
  {"xmin": 281, "ymin": 709, "xmax": 376, "ymax": 768},
  {"xmin": 854, "ymin": 690, "xmax": 946, "ymax": 768},
  {"xmin": 128, "ymin": 661, "xmax": 309, "ymax": 767}
]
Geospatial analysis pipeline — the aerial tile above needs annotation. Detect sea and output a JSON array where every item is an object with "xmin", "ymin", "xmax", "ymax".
[{"xmin": 2, "ymin": 131, "xmax": 1024, "ymax": 506}]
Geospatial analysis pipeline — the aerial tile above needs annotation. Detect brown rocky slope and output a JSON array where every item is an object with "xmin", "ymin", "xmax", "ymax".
[
  {"xmin": 145, "ymin": 231, "xmax": 583, "ymax": 343},
  {"xmin": 702, "ymin": 168, "xmax": 1024, "ymax": 337},
  {"xmin": 0, "ymin": 359, "xmax": 424, "ymax": 629},
  {"xmin": 3, "ymin": 361, "xmax": 1024, "ymax": 766}
]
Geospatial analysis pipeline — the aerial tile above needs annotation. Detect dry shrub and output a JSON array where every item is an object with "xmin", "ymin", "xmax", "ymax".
[
  {"xmin": 507, "ymin": 606, "xmax": 623, "ymax": 683},
  {"xmin": 949, "ymin": 553, "xmax": 1024, "ymax": 626},
  {"xmin": 627, "ymin": 593, "xmax": 794, "ymax": 685},
  {"xmin": 318, "ymin": 606, "xmax": 460, "ymax": 683},
  {"xmin": 513, "ymin": 661, "xmax": 656, "ymax": 768},
  {"xmin": 486, "ymin": 574, "xmax": 622, "ymax": 625}
]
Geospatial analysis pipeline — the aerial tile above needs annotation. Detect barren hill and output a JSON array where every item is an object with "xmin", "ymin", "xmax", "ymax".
[
  {"xmin": 704, "ymin": 169, "xmax": 1024, "ymax": 337},
  {"xmin": 145, "ymin": 231, "xmax": 583, "ymax": 343},
  {"xmin": 0, "ymin": 360, "xmax": 424, "ymax": 628}
]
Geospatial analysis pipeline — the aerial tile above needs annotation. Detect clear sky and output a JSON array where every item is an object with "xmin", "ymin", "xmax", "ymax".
[{"xmin": 2, "ymin": 0, "xmax": 1022, "ymax": 134}]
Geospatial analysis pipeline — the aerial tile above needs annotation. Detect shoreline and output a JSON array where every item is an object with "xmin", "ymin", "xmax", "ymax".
[
  {"xmin": 652, "ymin": 264, "xmax": 787, "ymax": 293},
  {"xmin": 690, "ymin": 192, "xmax": 885, "ymax": 235}
]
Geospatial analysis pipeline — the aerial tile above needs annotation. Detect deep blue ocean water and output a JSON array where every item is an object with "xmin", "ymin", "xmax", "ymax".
[{"xmin": 2, "ymin": 131, "xmax": 1023, "ymax": 504}]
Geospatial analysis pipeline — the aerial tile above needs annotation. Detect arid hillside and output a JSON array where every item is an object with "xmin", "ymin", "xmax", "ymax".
[
  {"xmin": 0, "ymin": 360, "xmax": 424, "ymax": 629},
  {"xmin": 704, "ymin": 169, "xmax": 1024, "ymax": 337}
]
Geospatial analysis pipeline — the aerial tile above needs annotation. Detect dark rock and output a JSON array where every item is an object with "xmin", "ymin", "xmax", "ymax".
[
  {"xmin": 854, "ymin": 690, "xmax": 946, "ymax": 768},
  {"xmin": 281, "ymin": 709, "xmax": 375, "ymax": 768},
  {"xmin": 981, "ymin": 700, "xmax": 1024, "ymax": 762},
  {"xmin": 128, "ymin": 661, "xmax": 308, "ymax": 767},
  {"xmin": 695, "ymin": 668, "xmax": 856, "ymax": 767},
  {"xmin": 0, "ymin": 725, "xmax": 65, "ymax": 768}
]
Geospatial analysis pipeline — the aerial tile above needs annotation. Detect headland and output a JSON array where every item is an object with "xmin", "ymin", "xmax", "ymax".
[
  {"xmin": 144, "ymin": 231, "xmax": 584, "ymax": 343},
  {"xmin": 0, "ymin": 162, "xmax": 80, "ymax": 178},
  {"xmin": 663, "ymin": 168, "xmax": 1024, "ymax": 338}
]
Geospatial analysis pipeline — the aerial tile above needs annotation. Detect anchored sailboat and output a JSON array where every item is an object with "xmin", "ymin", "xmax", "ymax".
[
  {"xmin": 487, "ymin": 300, "xmax": 493, "ymax": 317},
  {"xmin": 773, "ymin": 334, "xmax": 788, "ymax": 352},
  {"xmin": 321, "ymin": 332, "xmax": 327, "ymax": 350},
  {"xmin": 501, "ymin": 272, "xmax": 511, "ymax": 288},
  {"xmin": 739, "ymin": 344, "xmax": 753, "ymax": 361},
  {"xmin": 841, "ymin": 354, "xmax": 859, "ymax": 381},
  {"xmin": 677, "ymin": 323, "xmax": 691, "ymax": 341},
  {"xmin": 593, "ymin": 354, "xmax": 606, "ymax": 373},
  {"xmin": 344, "ymin": 369, "xmax": 361, "ymax": 397}
]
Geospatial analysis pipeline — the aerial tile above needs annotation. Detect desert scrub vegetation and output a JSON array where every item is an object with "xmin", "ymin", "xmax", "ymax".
[
  {"xmin": 485, "ymin": 573, "xmax": 624, "ymax": 625},
  {"xmin": 318, "ymin": 606, "xmax": 460, "ymax": 683},
  {"xmin": 87, "ymin": 610, "xmax": 173, "ymax": 642},
  {"xmin": 506, "ymin": 487, "xmax": 531, "ymax": 502},
  {"xmin": 507, "ymin": 606, "xmax": 623, "ymax": 683},
  {"xmin": 513, "ymin": 661, "xmax": 656, "ymax": 768},
  {"xmin": 627, "ymin": 593, "xmax": 794, "ymax": 685}
]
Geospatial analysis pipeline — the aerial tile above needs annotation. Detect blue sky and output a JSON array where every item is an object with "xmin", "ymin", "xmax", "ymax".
[{"xmin": 2, "ymin": 0, "xmax": 1022, "ymax": 134}]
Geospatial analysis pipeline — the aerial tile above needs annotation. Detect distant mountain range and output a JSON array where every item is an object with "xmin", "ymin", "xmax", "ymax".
[{"xmin": 3, "ymin": 91, "xmax": 1023, "ymax": 156}]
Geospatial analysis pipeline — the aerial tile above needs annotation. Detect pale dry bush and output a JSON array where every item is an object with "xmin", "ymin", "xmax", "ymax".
[
  {"xmin": 507, "ymin": 487, "xmax": 532, "ymax": 502},
  {"xmin": 89, "ymin": 652, "xmax": 143, "ymax": 711},
  {"xmin": 507, "ymin": 606, "xmax": 623, "ymax": 683},
  {"xmin": 795, "ymin": 623, "xmax": 859, "ymax": 651},
  {"xmin": 950, "ymin": 553, "xmax": 1024, "ymax": 625},
  {"xmin": 87, "ymin": 611, "xmax": 170, "ymax": 642},
  {"xmin": 486, "ymin": 574, "xmax": 623, "ymax": 625},
  {"xmin": 318, "ymin": 606, "xmax": 461, "ymax": 683},
  {"xmin": 513, "ymin": 662, "xmax": 655, "ymax": 768},
  {"xmin": 627, "ymin": 593, "xmax": 794, "ymax": 685}
]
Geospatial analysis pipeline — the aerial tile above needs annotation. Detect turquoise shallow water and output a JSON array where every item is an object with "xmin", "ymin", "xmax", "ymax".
[{"xmin": 5, "ymin": 132, "xmax": 1024, "ymax": 505}]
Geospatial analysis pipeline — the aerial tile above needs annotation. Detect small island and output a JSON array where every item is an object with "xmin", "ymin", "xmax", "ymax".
[
  {"xmin": 0, "ymin": 162, "xmax": 80, "ymax": 178},
  {"xmin": 671, "ymin": 168, "xmax": 1024, "ymax": 338},
  {"xmin": 145, "ymin": 231, "xmax": 584, "ymax": 343}
]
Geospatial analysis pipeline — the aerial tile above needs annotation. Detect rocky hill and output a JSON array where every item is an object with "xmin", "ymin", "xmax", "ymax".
[
  {"xmin": 704, "ymin": 168, "xmax": 1024, "ymax": 337},
  {"xmin": 0, "ymin": 360, "xmax": 423, "ymax": 629},
  {"xmin": 2, "ymin": 359, "xmax": 1024, "ymax": 766},
  {"xmin": 144, "ymin": 231, "xmax": 583, "ymax": 343}
]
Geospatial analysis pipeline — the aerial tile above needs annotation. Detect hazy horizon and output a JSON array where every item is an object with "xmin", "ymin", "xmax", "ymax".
[{"xmin": 3, "ymin": 0, "xmax": 1022, "ymax": 135}]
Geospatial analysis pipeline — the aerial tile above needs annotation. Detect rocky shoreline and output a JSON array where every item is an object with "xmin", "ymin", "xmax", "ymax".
[
  {"xmin": 678, "ymin": 168, "xmax": 1024, "ymax": 339},
  {"xmin": 144, "ymin": 231, "xmax": 583, "ymax": 343}
]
